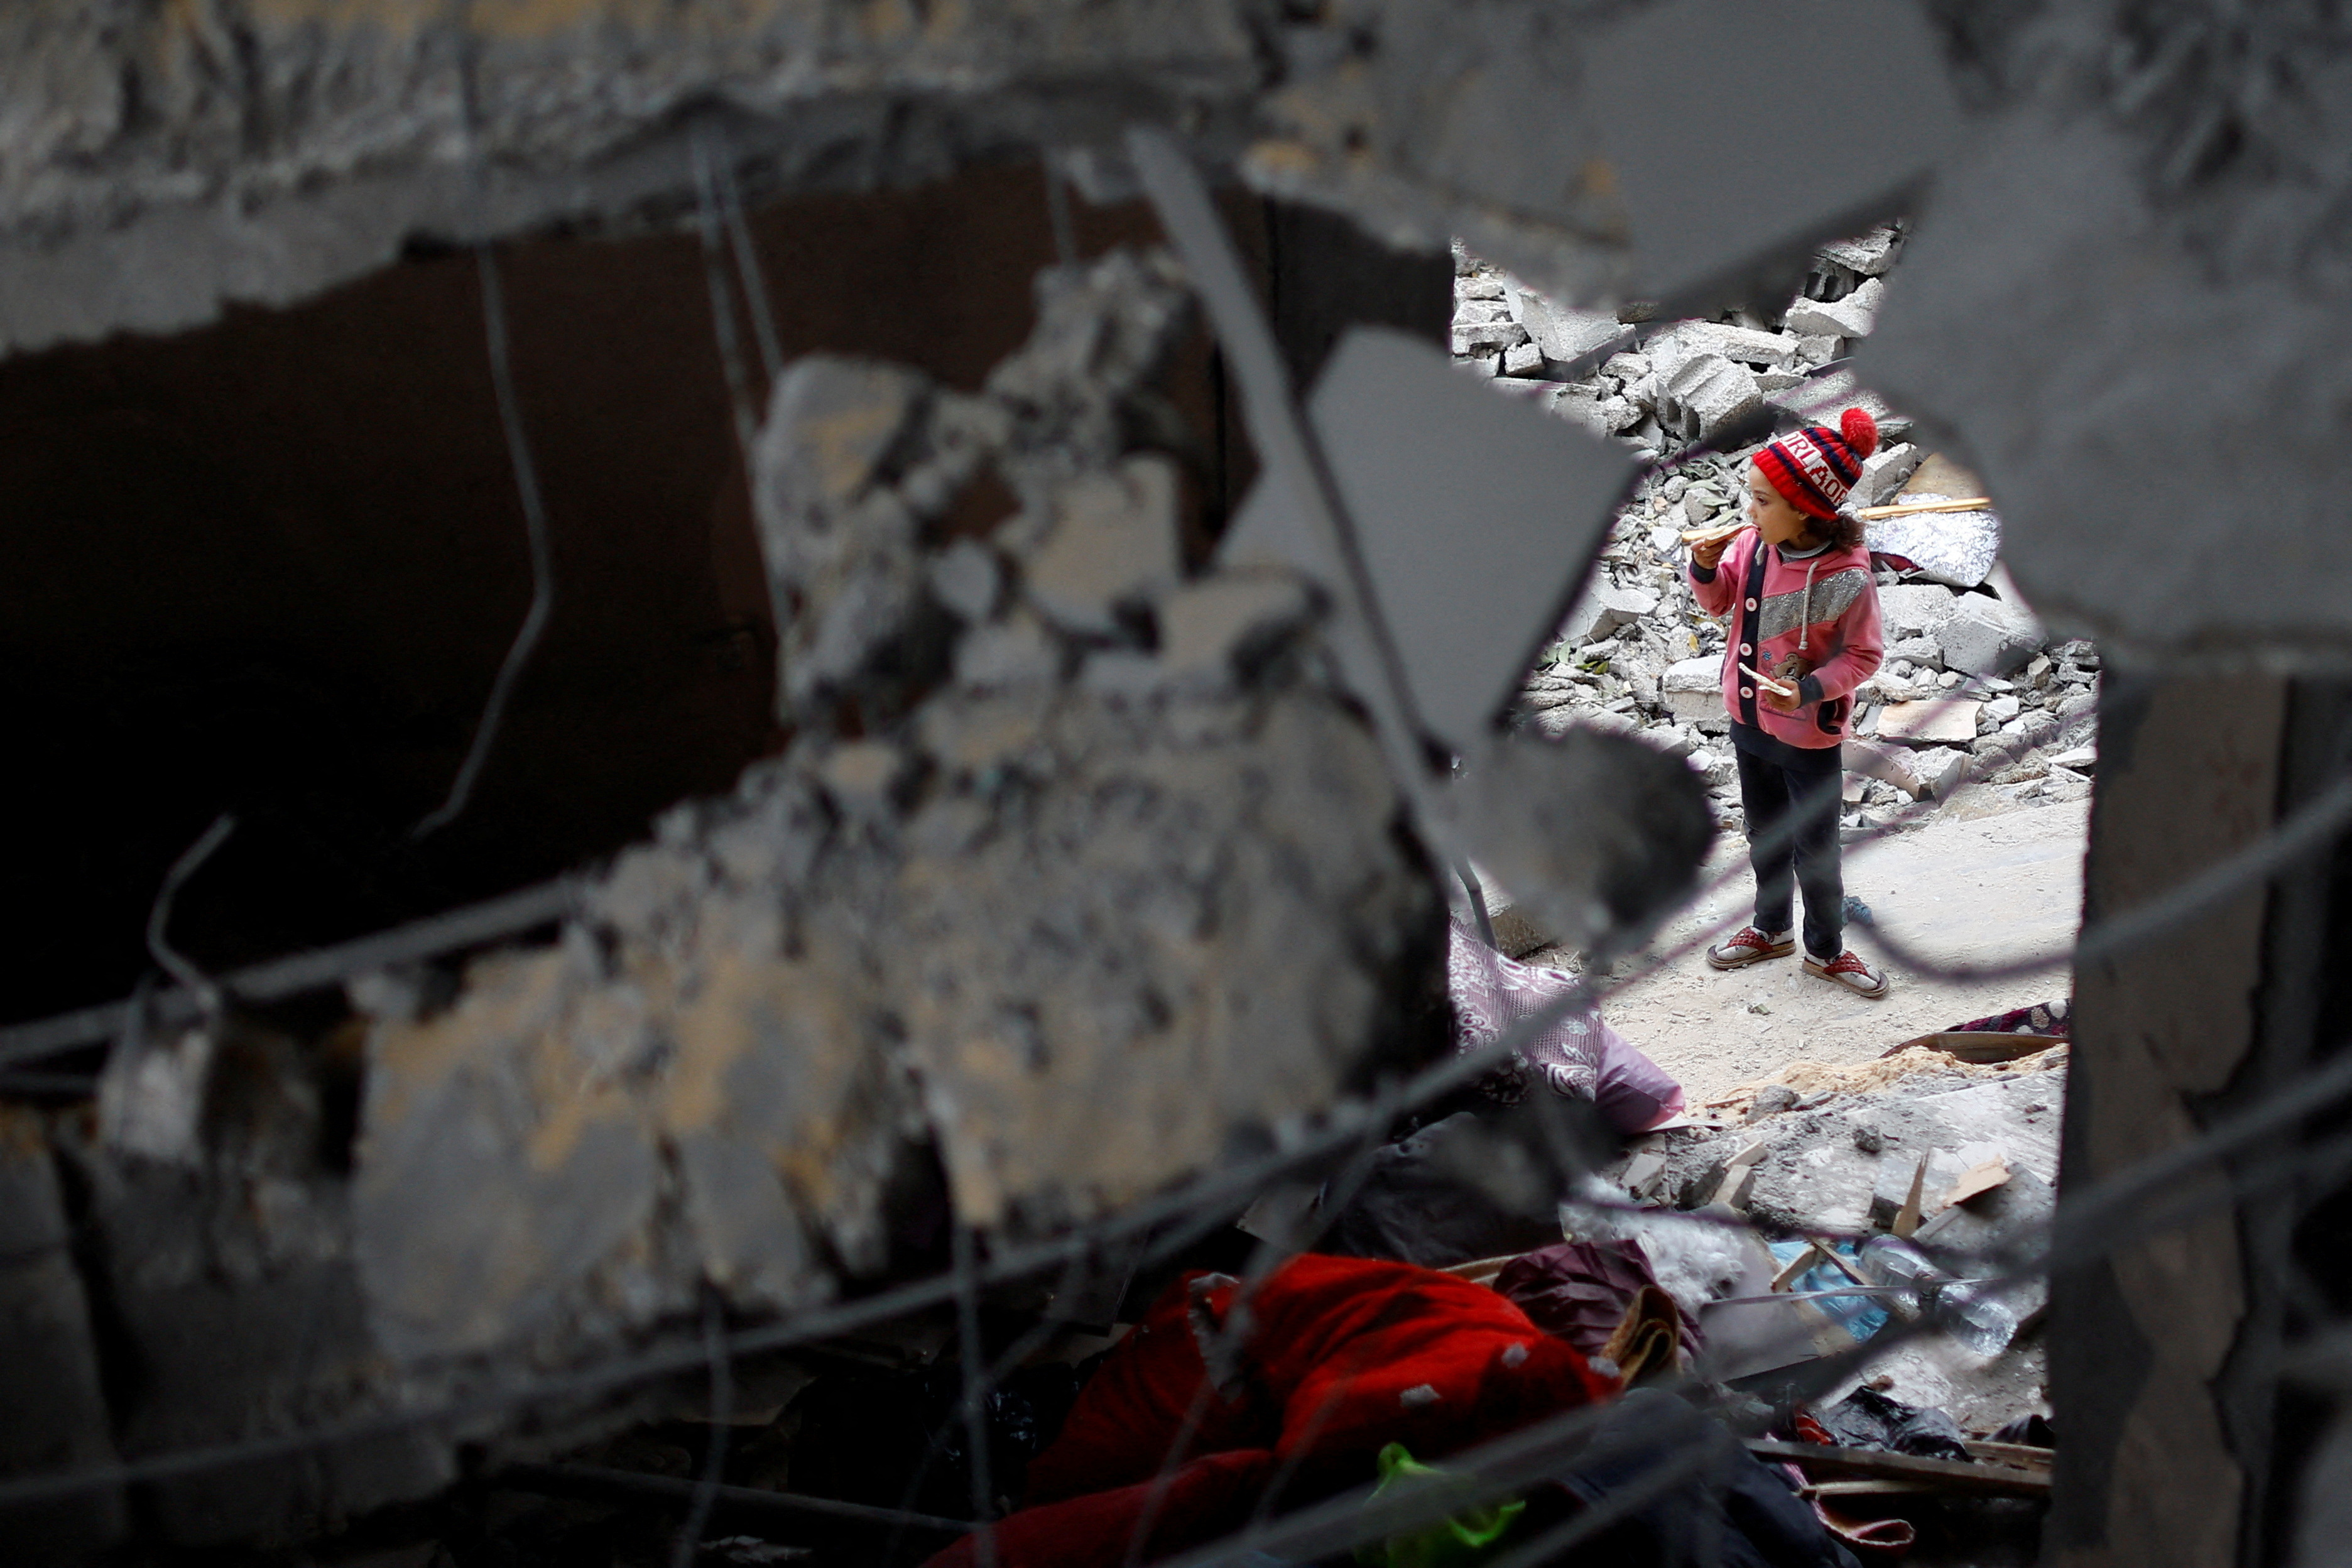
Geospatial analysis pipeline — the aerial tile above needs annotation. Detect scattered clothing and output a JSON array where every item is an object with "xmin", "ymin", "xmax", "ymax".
[
  {"xmin": 936, "ymin": 1256, "xmax": 1618, "ymax": 1567},
  {"xmin": 1447, "ymin": 916, "xmax": 1686, "ymax": 1133},
  {"xmin": 1491, "ymin": 1240, "xmax": 1702, "ymax": 1371},
  {"xmin": 1948, "ymin": 998, "xmax": 2070, "ymax": 1037},
  {"xmin": 1539, "ymin": 1389, "xmax": 1863, "ymax": 1568},
  {"xmin": 1322, "ymin": 1110, "xmax": 1588, "ymax": 1269}
]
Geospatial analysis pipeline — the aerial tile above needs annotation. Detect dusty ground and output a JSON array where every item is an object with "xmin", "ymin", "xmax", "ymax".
[{"xmin": 1545, "ymin": 792, "xmax": 2090, "ymax": 1107}]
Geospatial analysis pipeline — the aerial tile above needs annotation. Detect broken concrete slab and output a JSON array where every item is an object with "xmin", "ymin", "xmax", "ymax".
[
  {"xmin": 1940, "ymin": 596, "xmax": 2045, "ymax": 678},
  {"xmin": 1876, "ymin": 583, "xmax": 1963, "ymax": 641},
  {"xmin": 1877, "ymin": 699, "xmax": 1982, "ymax": 746},
  {"xmin": 1784, "ymin": 278, "xmax": 1886, "ymax": 339}
]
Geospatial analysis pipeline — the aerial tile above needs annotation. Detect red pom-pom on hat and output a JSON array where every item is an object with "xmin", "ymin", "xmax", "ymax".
[{"xmin": 1840, "ymin": 405, "xmax": 1879, "ymax": 460}]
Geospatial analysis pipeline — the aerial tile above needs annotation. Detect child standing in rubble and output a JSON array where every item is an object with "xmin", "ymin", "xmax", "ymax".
[{"xmin": 1686, "ymin": 407, "xmax": 1890, "ymax": 997}]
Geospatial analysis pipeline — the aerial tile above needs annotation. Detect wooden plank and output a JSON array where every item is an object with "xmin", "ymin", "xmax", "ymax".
[{"xmin": 1745, "ymin": 1440, "xmax": 2052, "ymax": 1499}]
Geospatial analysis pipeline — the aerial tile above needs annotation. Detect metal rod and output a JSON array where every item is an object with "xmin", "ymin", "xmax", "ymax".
[{"xmin": 0, "ymin": 878, "xmax": 578, "ymax": 1069}]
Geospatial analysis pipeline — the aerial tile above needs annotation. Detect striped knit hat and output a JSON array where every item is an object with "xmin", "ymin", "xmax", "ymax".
[{"xmin": 1756, "ymin": 406, "xmax": 1879, "ymax": 520}]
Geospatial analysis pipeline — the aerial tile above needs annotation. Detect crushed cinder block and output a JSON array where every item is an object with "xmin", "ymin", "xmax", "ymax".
[{"xmin": 1662, "ymin": 352, "xmax": 1763, "ymax": 441}]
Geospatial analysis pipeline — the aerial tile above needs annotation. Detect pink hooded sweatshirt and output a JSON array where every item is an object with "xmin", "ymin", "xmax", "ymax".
[{"xmin": 1687, "ymin": 530, "xmax": 1883, "ymax": 753}]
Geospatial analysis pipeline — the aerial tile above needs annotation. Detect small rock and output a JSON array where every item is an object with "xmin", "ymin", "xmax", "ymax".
[
  {"xmin": 1853, "ymin": 1125, "xmax": 1885, "ymax": 1155},
  {"xmin": 1986, "ymin": 694, "xmax": 2023, "ymax": 723},
  {"xmin": 1748, "ymin": 1084, "xmax": 1799, "ymax": 1121}
]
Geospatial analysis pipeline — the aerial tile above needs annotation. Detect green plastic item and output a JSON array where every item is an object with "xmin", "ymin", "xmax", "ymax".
[{"xmin": 1353, "ymin": 1442, "xmax": 1527, "ymax": 1568}]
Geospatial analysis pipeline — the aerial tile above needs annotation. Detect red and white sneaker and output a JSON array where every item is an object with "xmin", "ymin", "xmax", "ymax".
[
  {"xmin": 1804, "ymin": 949, "xmax": 1891, "ymax": 998},
  {"xmin": 1707, "ymin": 927, "xmax": 1795, "ymax": 970}
]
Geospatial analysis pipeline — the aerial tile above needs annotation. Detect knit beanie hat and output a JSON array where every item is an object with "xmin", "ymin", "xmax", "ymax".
[{"xmin": 1756, "ymin": 406, "xmax": 1880, "ymax": 520}]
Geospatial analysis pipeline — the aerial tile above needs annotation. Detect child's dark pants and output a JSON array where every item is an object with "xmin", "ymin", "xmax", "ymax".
[{"xmin": 1734, "ymin": 745, "xmax": 1845, "ymax": 960}]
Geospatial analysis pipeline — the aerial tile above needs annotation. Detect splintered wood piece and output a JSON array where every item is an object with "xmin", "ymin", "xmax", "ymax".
[
  {"xmin": 1855, "ymin": 496, "xmax": 1994, "ymax": 520},
  {"xmin": 1770, "ymin": 1243, "xmax": 1826, "ymax": 1292},
  {"xmin": 1943, "ymin": 1156, "xmax": 2012, "ymax": 1208},
  {"xmin": 1893, "ymin": 1153, "xmax": 1929, "ymax": 1237}
]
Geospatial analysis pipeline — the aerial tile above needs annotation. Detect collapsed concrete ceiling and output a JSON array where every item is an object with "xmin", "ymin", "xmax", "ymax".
[{"xmin": 8, "ymin": 0, "xmax": 2350, "ymax": 659}]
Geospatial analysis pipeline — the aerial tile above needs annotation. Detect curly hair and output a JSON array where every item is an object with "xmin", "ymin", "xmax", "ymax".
[{"xmin": 1800, "ymin": 509, "xmax": 1868, "ymax": 553}]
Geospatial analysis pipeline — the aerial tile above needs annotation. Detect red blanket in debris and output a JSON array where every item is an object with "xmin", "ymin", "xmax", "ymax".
[
  {"xmin": 927, "ymin": 1255, "xmax": 1615, "ymax": 1567},
  {"xmin": 920, "ymin": 1449, "xmax": 1276, "ymax": 1568}
]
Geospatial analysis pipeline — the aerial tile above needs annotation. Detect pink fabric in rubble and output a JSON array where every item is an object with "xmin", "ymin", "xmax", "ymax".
[{"xmin": 1448, "ymin": 916, "xmax": 1685, "ymax": 1134}]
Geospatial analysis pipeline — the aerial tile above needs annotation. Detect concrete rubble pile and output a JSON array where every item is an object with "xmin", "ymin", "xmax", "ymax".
[
  {"xmin": 3, "ymin": 250, "xmax": 1447, "ymax": 1554},
  {"xmin": 1452, "ymin": 230, "xmax": 2101, "ymax": 837},
  {"xmin": 1583, "ymin": 1040, "xmax": 2069, "ymax": 1435}
]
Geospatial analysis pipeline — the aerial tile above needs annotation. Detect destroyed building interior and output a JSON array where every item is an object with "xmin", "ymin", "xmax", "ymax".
[{"xmin": 2, "ymin": 2, "xmax": 2349, "ymax": 1566}]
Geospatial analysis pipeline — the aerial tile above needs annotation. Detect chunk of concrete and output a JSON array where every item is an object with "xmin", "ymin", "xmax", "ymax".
[
  {"xmin": 1785, "ymin": 277, "xmax": 1886, "ymax": 339},
  {"xmin": 1663, "ymin": 352, "xmax": 1764, "ymax": 440},
  {"xmin": 1876, "ymin": 582, "xmax": 1962, "ymax": 640},
  {"xmin": 1664, "ymin": 655, "xmax": 1724, "ymax": 720},
  {"xmin": 1850, "ymin": 441, "xmax": 1925, "ymax": 509},
  {"xmin": 1158, "ymin": 569, "xmax": 1315, "ymax": 682},
  {"xmin": 1878, "ymin": 699, "xmax": 1981, "ymax": 745},
  {"xmin": 1023, "ymin": 454, "xmax": 1182, "ymax": 634},
  {"xmin": 1940, "ymin": 595, "xmax": 2045, "ymax": 677}
]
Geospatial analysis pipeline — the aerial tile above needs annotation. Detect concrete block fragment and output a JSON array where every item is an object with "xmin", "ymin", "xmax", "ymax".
[
  {"xmin": 1850, "ymin": 441, "xmax": 1925, "ymax": 509},
  {"xmin": 1817, "ymin": 226, "xmax": 1903, "ymax": 277},
  {"xmin": 1158, "ymin": 569, "xmax": 1314, "ymax": 682},
  {"xmin": 927, "ymin": 538, "xmax": 1003, "ymax": 623},
  {"xmin": 754, "ymin": 357, "xmax": 937, "ymax": 717},
  {"xmin": 1664, "ymin": 655, "xmax": 1723, "ymax": 720},
  {"xmin": 1876, "ymin": 582, "xmax": 1962, "ymax": 640},
  {"xmin": 1501, "ymin": 340, "xmax": 1545, "ymax": 376},
  {"xmin": 1512, "ymin": 292, "xmax": 1622, "ymax": 362},
  {"xmin": 1023, "ymin": 454, "xmax": 1182, "ymax": 634},
  {"xmin": 1878, "ymin": 699, "xmax": 1980, "ymax": 744},
  {"xmin": 1452, "ymin": 320, "xmax": 1528, "ymax": 354},
  {"xmin": 1785, "ymin": 278, "xmax": 1886, "ymax": 338},
  {"xmin": 1886, "ymin": 634, "xmax": 1943, "ymax": 670},
  {"xmin": 1662, "ymin": 352, "xmax": 1763, "ymax": 440},
  {"xmin": 1985, "ymin": 694, "xmax": 2023, "ymax": 724},
  {"xmin": 1940, "ymin": 595, "xmax": 2045, "ymax": 676},
  {"xmin": 1671, "ymin": 321, "xmax": 1801, "ymax": 369},
  {"xmin": 955, "ymin": 611, "xmax": 1063, "ymax": 688}
]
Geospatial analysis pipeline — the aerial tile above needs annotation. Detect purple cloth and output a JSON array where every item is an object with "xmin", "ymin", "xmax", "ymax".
[{"xmin": 1448, "ymin": 917, "xmax": 1686, "ymax": 1133}]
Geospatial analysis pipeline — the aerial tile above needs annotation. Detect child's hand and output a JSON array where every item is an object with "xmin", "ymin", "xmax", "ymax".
[
  {"xmin": 1690, "ymin": 533, "xmax": 1734, "ymax": 570},
  {"xmin": 1761, "ymin": 682, "xmax": 1802, "ymax": 714},
  {"xmin": 1763, "ymin": 654, "xmax": 1809, "ymax": 713}
]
